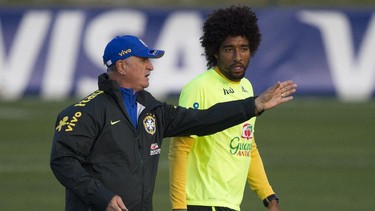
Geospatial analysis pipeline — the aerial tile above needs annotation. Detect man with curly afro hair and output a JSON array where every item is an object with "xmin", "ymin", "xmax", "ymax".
[{"xmin": 169, "ymin": 5, "xmax": 281, "ymax": 211}]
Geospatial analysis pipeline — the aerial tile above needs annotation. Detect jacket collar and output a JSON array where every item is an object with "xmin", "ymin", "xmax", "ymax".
[{"xmin": 97, "ymin": 73, "xmax": 162, "ymax": 109}]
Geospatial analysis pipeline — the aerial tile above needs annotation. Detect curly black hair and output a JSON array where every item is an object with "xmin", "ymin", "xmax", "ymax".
[{"xmin": 200, "ymin": 5, "xmax": 262, "ymax": 68}]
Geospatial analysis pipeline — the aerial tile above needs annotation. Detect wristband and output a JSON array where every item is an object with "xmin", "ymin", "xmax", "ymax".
[{"xmin": 263, "ymin": 194, "xmax": 279, "ymax": 207}]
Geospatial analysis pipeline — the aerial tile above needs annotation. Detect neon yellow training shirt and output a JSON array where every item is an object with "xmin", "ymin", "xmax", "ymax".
[{"xmin": 169, "ymin": 67, "xmax": 274, "ymax": 210}]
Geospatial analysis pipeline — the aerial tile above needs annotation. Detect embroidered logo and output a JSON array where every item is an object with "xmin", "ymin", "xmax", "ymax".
[
  {"xmin": 241, "ymin": 123, "xmax": 253, "ymax": 140},
  {"xmin": 55, "ymin": 112, "xmax": 82, "ymax": 132},
  {"xmin": 143, "ymin": 114, "xmax": 156, "ymax": 135},
  {"xmin": 241, "ymin": 86, "xmax": 248, "ymax": 93},
  {"xmin": 74, "ymin": 90, "xmax": 104, "ymax": 107},
  {"xmin": 223, "ymin": 87, "xmax": 235, "ymax": 95},
  {"xmin": 150, "ymin": 143, "xmax": 161, "ymax": 155},
  {"xmin": 110, "ymin": 120, "xmax": 121, "ymax": 125}
]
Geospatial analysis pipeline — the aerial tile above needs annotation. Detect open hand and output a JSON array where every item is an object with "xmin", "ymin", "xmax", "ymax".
[{"xmin": 255, "ymin": 80, "xmax": 297, "ymax": 113}]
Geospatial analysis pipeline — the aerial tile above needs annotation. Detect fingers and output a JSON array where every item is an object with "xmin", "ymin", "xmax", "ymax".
[
  {"xmin": 278, "ymin": 80, "xmax": 297, "ymax": 98},
  {"xmin": 269, "ymin": 81, "xmax": 281, "ymax": 92},
  {"xmin": 117, "ymin": 198, "xmax": 128, "ymax": 211},
  {"xmin": 281, "ymin": 88, "xmax": 296, "ymax": 98},
  {"xmin": 257, "ymin": 80, "xmax": 297, "ymax": 111},
  {"xmin": 281, "ymin": 95, "xmax": 294, "ymax": 102},
  {"xmin": 279, "ymin": 80, "xmax": 297, "ymax": 92},
  {"xmin": 106, "ymin": 195, "xmax": 128, "ymax": 211}
]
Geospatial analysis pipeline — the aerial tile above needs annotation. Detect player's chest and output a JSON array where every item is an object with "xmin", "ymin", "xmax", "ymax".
[{"xmin": 215, "ymin": 84, "xmax": 252, "ymax": 100}]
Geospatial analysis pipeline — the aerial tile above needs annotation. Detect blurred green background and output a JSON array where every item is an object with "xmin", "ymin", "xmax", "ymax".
[
  {"xmin": 1, "ymin": 0, "xmax": 375, "ymax": 210},
  {"xmin": 0, "ymin": 97, "xmax": 374, "ymax": 210}
]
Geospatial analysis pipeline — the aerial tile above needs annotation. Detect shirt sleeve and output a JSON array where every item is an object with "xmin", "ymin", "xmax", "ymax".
[
  {"xmin": 168, "ymin": 136, "xmax": 195, "ymax": 209},
  {"xmin": 247, "ymin": 137, "xmax": 275, "ymax": 200}
]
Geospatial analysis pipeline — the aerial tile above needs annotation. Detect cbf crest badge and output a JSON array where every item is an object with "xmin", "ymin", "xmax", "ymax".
[
  {"xmin": 143, "ymin": 114, "xmax": 156, "ymax": 135},
  {"xmin": 241, "ymin": 123, "xmax": 253, "ymax": 140}
]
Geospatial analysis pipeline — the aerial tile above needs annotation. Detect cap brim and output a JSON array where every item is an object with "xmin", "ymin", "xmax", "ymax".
[
  {"xmin": 148, "ymin": 50, "xmax": 165, "ymax": 58},
  {"xmin": 134, "ymin": 49, "xmax": 165, "ymax": 59}
]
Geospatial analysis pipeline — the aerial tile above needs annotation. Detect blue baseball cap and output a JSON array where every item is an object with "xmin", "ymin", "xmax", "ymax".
[{"xmin": 103, "ymin": 35, "xmax": 165, "ymax": 67}]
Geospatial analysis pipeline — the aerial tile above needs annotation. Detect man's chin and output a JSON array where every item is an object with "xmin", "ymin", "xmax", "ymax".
[{"xmin": 232, "ymin": 73, "xmax": 245, "ymax": 80}]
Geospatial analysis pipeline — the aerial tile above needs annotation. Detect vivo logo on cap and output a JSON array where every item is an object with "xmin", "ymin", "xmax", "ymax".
[{"xmin": 119, "ymin": 49, "xmax": 132, "ymax": 56}]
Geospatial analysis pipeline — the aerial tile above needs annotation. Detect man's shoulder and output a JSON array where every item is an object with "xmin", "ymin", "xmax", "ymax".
[
  {"xmin": 74, "ymin": 90, "xmax": 108, "ymax": 107},
  {"xmin": 240, "ymin": 77, "xmax": 253, "ymax": 89},
  {"xmin": 184, "ymin": 69, "xmax": 216, "ymax": 88},
  {"xmin": 59, "ymin": 90, "xmax": 108, "ymax": 114}
]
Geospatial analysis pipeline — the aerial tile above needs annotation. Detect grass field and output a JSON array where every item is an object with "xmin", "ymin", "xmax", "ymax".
[{"xmin": 0, "ymin": 97, "xmax": 374, "ymax": 211}]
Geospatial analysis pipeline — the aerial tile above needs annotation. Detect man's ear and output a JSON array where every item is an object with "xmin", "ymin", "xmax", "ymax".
[{"xmin": 116, "ymin": 60, "xmax": 126, "ymax": 75}]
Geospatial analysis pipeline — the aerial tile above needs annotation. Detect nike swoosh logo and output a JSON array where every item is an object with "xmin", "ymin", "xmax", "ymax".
[{"xmin": 110, "ymin": 120, "xmax": 121, "ymax": 125}]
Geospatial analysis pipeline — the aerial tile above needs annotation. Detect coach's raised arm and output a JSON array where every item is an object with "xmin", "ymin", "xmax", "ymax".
[{"xmin": 167, "ymin": 80, "xmax": 297, "ymax": 138}]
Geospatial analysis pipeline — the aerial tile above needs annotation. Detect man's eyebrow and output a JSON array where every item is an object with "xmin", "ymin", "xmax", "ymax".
[{"xmin": 221, "ymin": 44, "xmax": 250, "ymax": 48}]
